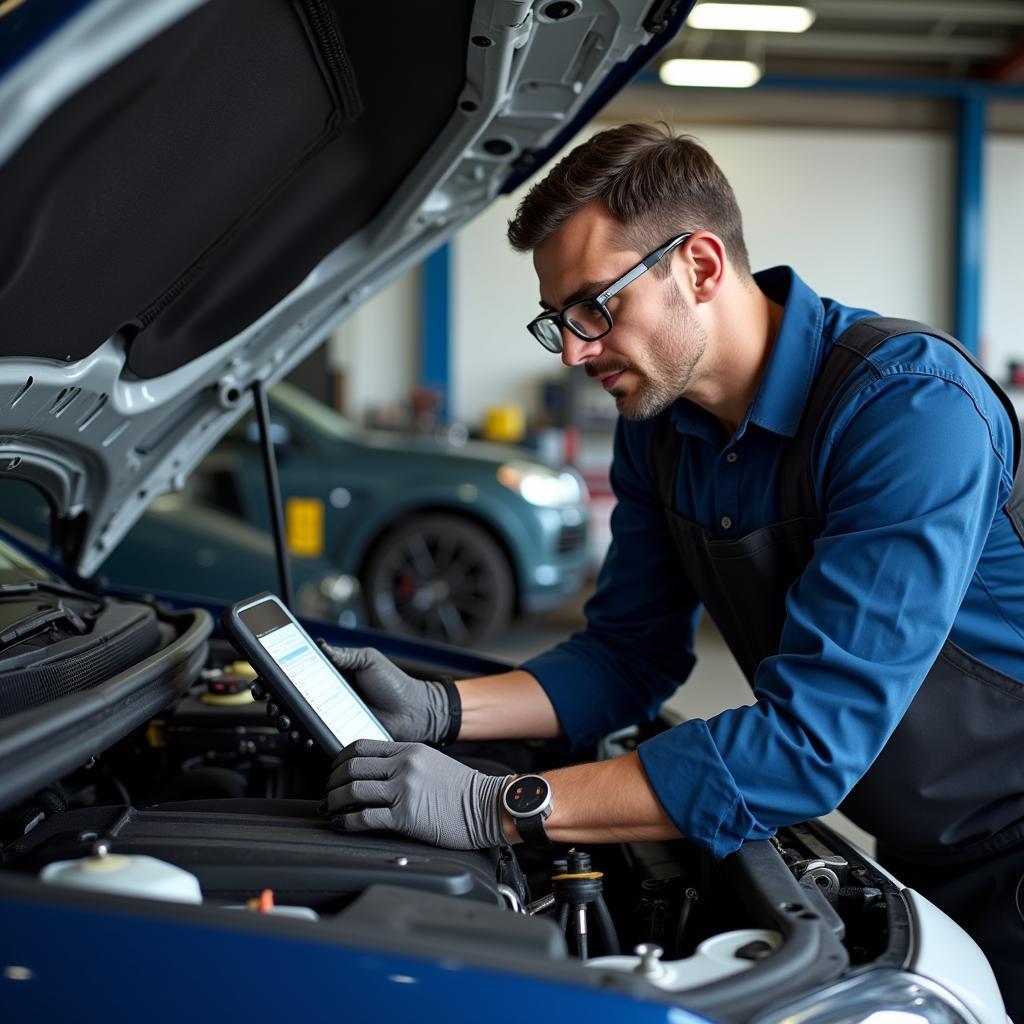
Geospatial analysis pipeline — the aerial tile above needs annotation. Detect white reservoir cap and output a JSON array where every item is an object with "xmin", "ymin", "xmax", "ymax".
[{"xmin": 40, "ymin": 847, "xmax": 202, "ymax": 904}]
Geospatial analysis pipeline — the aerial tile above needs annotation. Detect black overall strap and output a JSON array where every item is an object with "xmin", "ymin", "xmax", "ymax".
[
  {"xmin": 778, "ymin": 316, "xmax": 1024, "ymax": 544},
  {"xmin": 648, "ymin": 409, "xmax": 683, "ymax": 510}
]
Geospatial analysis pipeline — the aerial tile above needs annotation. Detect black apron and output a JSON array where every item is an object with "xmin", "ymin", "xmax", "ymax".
[{"xmin": 649, "ymin": 317, "xmax": 1024, "ymax": 1014}]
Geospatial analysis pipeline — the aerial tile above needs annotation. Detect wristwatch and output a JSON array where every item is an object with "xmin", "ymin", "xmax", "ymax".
[{"xmin": 502, "ymin": 774, "xmax": 553, "ymax": 848}]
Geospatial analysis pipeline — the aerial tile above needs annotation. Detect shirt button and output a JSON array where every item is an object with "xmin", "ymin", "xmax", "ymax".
[
  {"xmin": 726, "ymin": 452, "xmax": 738, "ymax": 463},
  {"xmin": 720, "ymin": 516, "xmax": 733, "ymax": 530}
]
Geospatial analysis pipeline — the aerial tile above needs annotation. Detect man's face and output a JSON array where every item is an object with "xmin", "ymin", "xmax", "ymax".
[{"xmin": 532, "ymin": 203, "xmax": 707, "ymax": 421}]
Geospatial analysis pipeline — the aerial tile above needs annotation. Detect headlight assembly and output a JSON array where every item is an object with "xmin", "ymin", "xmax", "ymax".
[
  {"xmin": 752, "ymin": 971, "xmax": 981, "ymax": 1024},
  {"xmin": 296, "ymin": 574, "xmax": 362, "ymax": 627},
  {"xmin": 497, "ymin": 460, "xmax": 585, "ymax": 508}
]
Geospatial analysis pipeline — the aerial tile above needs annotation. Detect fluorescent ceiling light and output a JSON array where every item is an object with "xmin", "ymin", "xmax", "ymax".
[
  {"xmin": 687, "ymin": 3, "xmax": 815, "ymax": 33},
  {"xmin": 659, "ymin": 58, "xmax": 762, "ymax": 88}
]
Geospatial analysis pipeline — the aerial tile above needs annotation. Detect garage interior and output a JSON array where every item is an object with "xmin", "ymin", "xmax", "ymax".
[{"xmin": 2, "ymin": 4, "xmax": 1024, "ymax": 1019}]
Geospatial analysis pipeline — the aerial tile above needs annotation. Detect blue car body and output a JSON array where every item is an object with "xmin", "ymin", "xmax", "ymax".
[{"xmin": 1, "ymin": 891, "xmax": 691, "ymax": 1024}]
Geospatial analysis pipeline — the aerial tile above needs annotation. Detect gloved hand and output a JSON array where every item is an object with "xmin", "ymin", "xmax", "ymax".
[
  {"xmin": 316, "ymin": 643, "xmax": 455, "ymax": 743},
  {"xmin": 323, "ymin": 739, "xmax": 512, "ymax": 850}
]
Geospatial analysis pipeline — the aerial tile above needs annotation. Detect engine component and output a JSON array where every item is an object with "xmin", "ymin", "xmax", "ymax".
[
  {"xmin": 0, "ymin": 593, "xmax": 161, "ymax": 717},
  {"xmin": 40, "ymin": 840, "xmax": 201, "ymax": 903},
  {"xmin": 586, "ymin": 929, "xmax": 782, "ymax": 990},
  {"xmin": 15, "ymin": 801, "xmax": 517, "ymax": 910},
  {"xmin": 549, "ymin": 849, "xmax": 619, "ymax": 960},
  {"xmin": 220, "ymin": 888, "xmax": 319, "ymax": 920},
  {"xmin": 800, "ymin": 861, "xmax": 842, "ymax": 903}
]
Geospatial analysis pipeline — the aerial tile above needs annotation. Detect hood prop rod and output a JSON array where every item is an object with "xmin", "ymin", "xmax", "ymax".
[{"xmin": 252, "ymin": 380, "xmax": 294, "ymax": 610}]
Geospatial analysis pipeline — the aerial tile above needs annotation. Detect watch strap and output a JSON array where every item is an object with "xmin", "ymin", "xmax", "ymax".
[{"xmin": 516, "ymin": 809, "xmax": 554, "ymax": 848}]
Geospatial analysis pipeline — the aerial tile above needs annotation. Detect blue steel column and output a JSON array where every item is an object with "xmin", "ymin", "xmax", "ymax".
[
  {"xmin": 421, "ymin": 244, "xmax": 452, "ymax": 420},
  {"xmin": 955, "ymin": 92, "xmax": 985, "ymax": 356}
]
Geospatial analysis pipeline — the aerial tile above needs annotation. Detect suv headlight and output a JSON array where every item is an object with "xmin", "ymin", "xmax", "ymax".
[
  {"xmin": 497, "ymin": 461, "xmax": 585, "ymax": 508},
  {"xmin": 753, "ymin": 971, "xmax": 980, "ymax": 1024},
  {"xmin": 296, "ymin": 574, "xmax": 362, "ymax": 628}
]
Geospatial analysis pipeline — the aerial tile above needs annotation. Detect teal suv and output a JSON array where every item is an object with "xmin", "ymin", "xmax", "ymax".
[{"xmin": 192, "ymin": 383, "xmax": 589, "ymax": 646}]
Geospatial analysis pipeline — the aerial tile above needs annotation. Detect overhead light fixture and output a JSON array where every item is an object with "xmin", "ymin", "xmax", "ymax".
[
  {"xmin": 658, "ymin": 58, "xmax": 762, "ymax": 88},
  {"xmin": 686, "ymin": 3, "xmax": 815, "ymax": 33}
]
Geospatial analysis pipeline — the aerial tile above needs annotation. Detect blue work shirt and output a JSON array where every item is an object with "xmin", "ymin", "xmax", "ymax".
[{"xmin": 522, "ymin": 266, "xmax": 1024, "ymax": 858}]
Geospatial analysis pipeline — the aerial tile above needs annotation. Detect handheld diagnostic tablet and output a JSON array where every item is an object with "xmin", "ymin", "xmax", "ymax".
[{"xmin": 222, "ymin": 592, "xmax": 390, "ymax": 756}]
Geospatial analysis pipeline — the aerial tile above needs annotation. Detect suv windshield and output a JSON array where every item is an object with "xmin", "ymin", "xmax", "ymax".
[{"xmin": 269, "ymin": 382, "xmax": 360, "ymax": 441}]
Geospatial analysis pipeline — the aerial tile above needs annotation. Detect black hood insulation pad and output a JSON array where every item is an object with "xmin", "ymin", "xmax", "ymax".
[{"xmin": 0, "ymin": 0, "xmax": 473, "ymax": 379}]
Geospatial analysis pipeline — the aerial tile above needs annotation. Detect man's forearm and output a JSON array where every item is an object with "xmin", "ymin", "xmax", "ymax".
[
  {"xmin": 455, "ymin": 670, "xmax": 562, "ymax": 740},
  {"xmin": 502, "ymin": 751, "xmax": 682, "ymax": 845},
  {"xmin": 454, "ymin": 672, "xmax": 681, "ymax": 844}
]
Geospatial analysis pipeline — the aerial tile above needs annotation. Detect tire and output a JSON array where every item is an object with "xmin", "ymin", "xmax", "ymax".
[{"xmin": 363, "ymin": 514, "xmax": 515, "ymax": 647}]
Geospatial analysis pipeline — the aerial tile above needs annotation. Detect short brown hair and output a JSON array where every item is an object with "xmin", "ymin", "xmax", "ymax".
[{"xmin": 507, "ymin": 122, "xmax": 751, "ymax": 277}]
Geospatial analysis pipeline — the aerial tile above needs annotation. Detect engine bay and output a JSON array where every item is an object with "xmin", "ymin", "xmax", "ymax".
[{"xmin": 0, "ymin": 611, "xmax": 911, "ymax": 1020}]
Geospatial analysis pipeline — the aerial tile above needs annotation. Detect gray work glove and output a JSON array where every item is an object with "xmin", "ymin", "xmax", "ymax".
[
  {"xmin": 316, "ymin": 643, "xmax": 454, "ymax": 743},
  {"xmin": 323, "ymin": 739, "xmax": 512, "ymax": 850}
]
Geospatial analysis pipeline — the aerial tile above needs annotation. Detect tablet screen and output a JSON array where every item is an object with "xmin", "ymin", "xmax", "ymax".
[{"xmin": 241, "ymin": 598, "xmax": 390, "ymax": 747}]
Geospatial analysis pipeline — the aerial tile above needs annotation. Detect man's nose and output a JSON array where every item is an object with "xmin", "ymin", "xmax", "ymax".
[{"xmin": 560, "ymin": 329, "xmax": 600, "ymax": 368}]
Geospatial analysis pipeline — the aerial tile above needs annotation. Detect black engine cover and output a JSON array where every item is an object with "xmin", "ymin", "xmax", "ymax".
[{"xmin": 10, "ymin": 800, "xmax": 513, "ymax": 908}]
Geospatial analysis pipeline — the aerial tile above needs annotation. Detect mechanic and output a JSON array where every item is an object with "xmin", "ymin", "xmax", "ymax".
[{"xmin": 319, "ymin": 124, "xmax": 1024, "ymax": 1011}]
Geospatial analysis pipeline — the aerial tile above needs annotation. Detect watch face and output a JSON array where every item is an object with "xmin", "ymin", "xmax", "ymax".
[{"xmin": 506, "ymin": 776, "xmax": 549, "ymax": 815}]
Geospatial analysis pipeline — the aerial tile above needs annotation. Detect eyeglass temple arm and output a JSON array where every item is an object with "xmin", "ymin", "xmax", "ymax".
[
  {"xmin": 596, "ymin": 233, "xmax": 691, "ymax": 304},
  {"xmin": 596, "ymin": 262, "xmax": 651, "ymax": 304}
]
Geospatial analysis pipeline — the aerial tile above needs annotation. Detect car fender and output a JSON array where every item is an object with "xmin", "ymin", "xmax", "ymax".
[{"xmin": 331, "ymin": 482, "xmax": 546, "ymax": 605}]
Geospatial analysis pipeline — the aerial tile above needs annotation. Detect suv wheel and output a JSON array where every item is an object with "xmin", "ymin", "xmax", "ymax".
[{"xmin": 363, "ymin": 514, "xmax": 514, "ymax": 646}]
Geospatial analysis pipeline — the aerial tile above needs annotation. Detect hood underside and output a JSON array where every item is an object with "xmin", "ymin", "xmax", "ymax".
[{"xmin": 0, "ymin": 0, "xmax": 688, "ymax": 576}]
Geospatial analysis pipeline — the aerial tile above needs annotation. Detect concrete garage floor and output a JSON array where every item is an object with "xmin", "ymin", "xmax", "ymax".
[{"xmin": 484, "ymin": 587, "xmax": 876, "ymax": 855}]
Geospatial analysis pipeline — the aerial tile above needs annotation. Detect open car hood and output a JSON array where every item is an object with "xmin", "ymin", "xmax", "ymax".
[{"xmin": 0, "ymin": 0, "xmax": 689, "ymax": 577}]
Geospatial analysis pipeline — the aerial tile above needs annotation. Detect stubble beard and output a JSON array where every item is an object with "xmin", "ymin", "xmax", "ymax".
[{"xmin": 613, "ymin": 286, "xmax": 707, "ymax": 422}]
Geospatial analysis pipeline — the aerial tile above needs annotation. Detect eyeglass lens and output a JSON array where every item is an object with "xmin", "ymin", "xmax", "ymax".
[
  {"xmin": 530, "ymin": 299, "xmax": 611, "ymax": 353},
  {"xmin": 564, "ymin": 299, "xmax": 611, "ymax": 339},
  {"xmin": 531, "ymin": 318, "xmax": 563, "ymax": 352}
]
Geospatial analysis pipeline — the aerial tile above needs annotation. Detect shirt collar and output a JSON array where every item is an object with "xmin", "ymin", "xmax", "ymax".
[
  {"xmin": 668, "ymin": 265, "xmax": 824, "ymax": 442},
  {"xmin": 746, "ymin": 266, "xmax": 825, "ymax": 438}
]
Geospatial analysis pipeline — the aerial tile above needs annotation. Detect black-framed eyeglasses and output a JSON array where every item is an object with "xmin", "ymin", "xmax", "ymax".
[{"xmin": 527, "ymin": 233, "xmax": 693, "ymax": 354}]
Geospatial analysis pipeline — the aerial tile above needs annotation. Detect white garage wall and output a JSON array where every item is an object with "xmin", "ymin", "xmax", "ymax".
[
  {"xmin": 327, "ymin": 266, "xmax": 420, "ymax": 424},
  {"xmin": 452, "ymin": 122, "xmax": 956, "ymax": 428},
  {"xmin": 452, "ymin": 193, "xmax": 561, "ymax": 429},
  {"xmin": 328, "ymin": 113, "xmax": 1021, "ymax": 430},
  {"xmin": 704, "ymin": 126, "xmax": 953, "ymax": 325},
  {"xmin": 983, "ymin": 136, "xmax": 1024, "ymax": 378}
]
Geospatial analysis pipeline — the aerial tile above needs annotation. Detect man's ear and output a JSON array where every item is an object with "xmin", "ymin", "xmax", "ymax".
[{"xmin": 677, "ymin": 232, "xmax": 726, "ymax": 304}]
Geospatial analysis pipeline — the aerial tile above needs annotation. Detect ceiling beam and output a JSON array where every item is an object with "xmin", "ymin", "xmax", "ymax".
[
  {"xmin": 685, "ymin": 29, "xmax": 1009, "ymax": 59},
  {"xmin": 635, "ymin": 67, "xmax": 1024, "ymax": 98},
  {"xmin": 805, "ymin": 0, "xmax": 1024, "ymax": 23}
]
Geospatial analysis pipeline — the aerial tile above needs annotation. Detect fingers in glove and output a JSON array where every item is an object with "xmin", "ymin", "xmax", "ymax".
[
  {"xmin": 325, "ymin": 779, "xmax": 391, "ymax": 816},
  {"xmin": 326, "ymin": 738, "xmax": 408, "ymax": 789},
  {"xmin": 316, "ymin": 642, "xmax": 381, "ymax": 673},
  {"xmin": 329, "ymin": 807, "xmax": 394, "ymax": 833},
  {"xmin": 329, "ymin": 737, "xmax": 405, "ymax": 768},
  {"xmin": 326, "ymin": 756, "xmax": 392, "ymax": 789}
]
